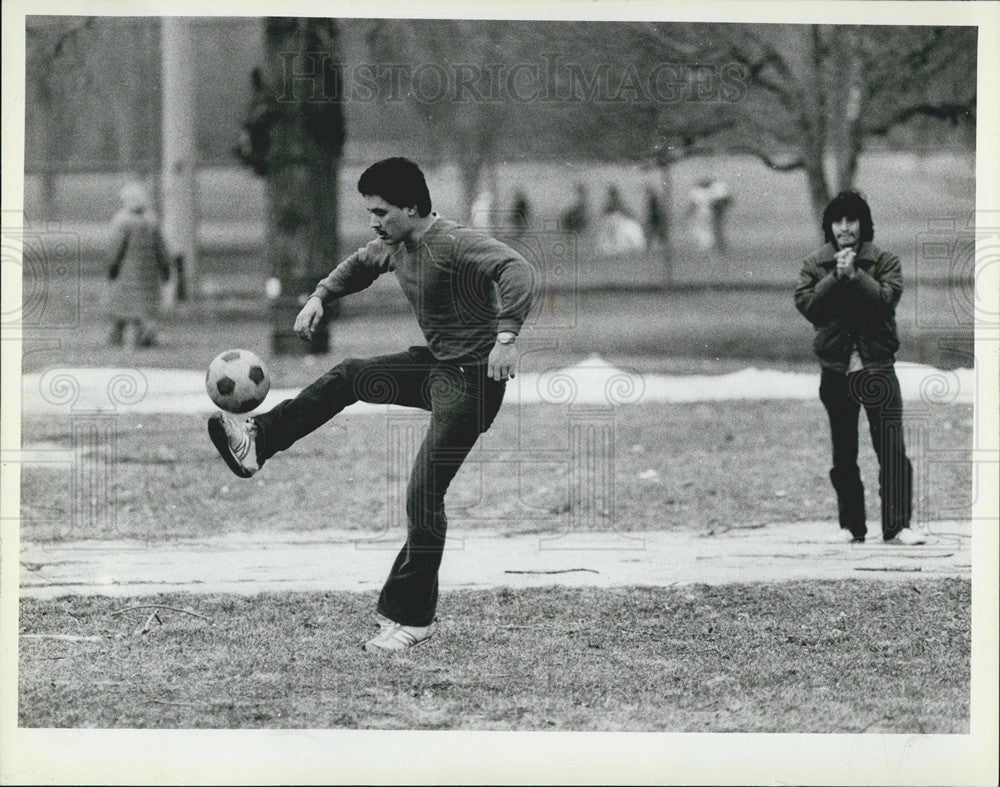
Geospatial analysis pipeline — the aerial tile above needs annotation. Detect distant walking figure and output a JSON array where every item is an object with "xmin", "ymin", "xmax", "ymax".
[
  {"xmin": 511, "ymin": 190, "xmax": 530, "ymax": 234},
  {"xmin": 108, "ymin": 183, "xmax": 169, "ymax": 347},
  {"xmin": 687, "ymin": 177, "xmax": 732, "ymax": 252},
  {"xmin": 596, "ymin": 184, "xmax": 645, "ymax": 255},
  {"xmin": 645, "ymin": 185, "xmax": 667, "ymax": 249},
  {"xmin": 561, "ymin": 183, "xmax": 589, "ymax": 234}
]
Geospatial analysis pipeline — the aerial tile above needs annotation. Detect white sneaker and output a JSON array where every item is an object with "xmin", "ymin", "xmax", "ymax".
[
  {"xmin": 208, "ymin": 412, "xmax": 259, "ymax": 478},
  {"xmin": 887, "ymin": 528, "xmax": 928, "ymax": 546},
  {"xmin": 833, "ymin": 529, "xmax": 865, "ymax": 544},
  {"xmin": 364, "ymin": 622, "xmax": 433, "ymax": 653},
  {"xmin": 374, "ymin": 613, "xmax": 396, "ymax": 632}
]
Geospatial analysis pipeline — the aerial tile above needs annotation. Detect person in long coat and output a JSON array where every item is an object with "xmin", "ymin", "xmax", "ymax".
[{"xmin": 108, "ymin": 183, "xmax": 169, "ymax": 347}]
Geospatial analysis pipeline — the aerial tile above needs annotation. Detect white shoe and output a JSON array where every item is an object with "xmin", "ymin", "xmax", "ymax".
[
  {"xmin": 364, "ymin": 622, "xmax": 433, "ymax": 653},
  {"xmin": 887, "ymin": 528, "xmax": 928, "ymax": 546},
  {"xmin": 833, "ymin": 529, "xmax": 865, "ymax": 544},
  {"xmin": 208, "ymin": 412, "xmax": 259, "ymax": 478},
  {"xmin": 374, "ymin": 613, "xmax": 396, "ymax": 632}
]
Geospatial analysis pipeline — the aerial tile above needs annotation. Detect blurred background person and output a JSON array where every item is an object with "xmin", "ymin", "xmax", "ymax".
[
  {"xmin": 686, "ymin": 177, "xmax": 733, "ymax": 253},
  {"xmin": 644, "ymin": 184, "xmax": 667, "ymax": 251},
  {"xmin": 108, "ymin": 182, "xmax": 170, "ymax": 348},
  {"xmin": 709, "ymin": 178, "xmax": 733, "ymax": 253},
  {"xmin": 596, "ymin": 183, "xmax": 645, "ymax": 256},
  {"xmin": 602, "ymin": 184, "xmax": 630, "ymax": 219},
  {"xmin": 686, "ymin": 177, "xmax": 716, "ymax": 251},
  {"xmin": 561, "ymin": 182, "xmax": 589, "ymax": 234},
  {"xmin": 510, "ymin": 189, "xmax": 530, "ymax": 235}
]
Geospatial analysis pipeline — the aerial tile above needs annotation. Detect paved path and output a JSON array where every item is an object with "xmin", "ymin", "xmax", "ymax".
[
  {"xmin": 21, "ymin": 359, "xmax": 975, "ymax": 416},
  {"xmin": 19, "ymin": 521, "xmax": 971, "ymax": 599}
]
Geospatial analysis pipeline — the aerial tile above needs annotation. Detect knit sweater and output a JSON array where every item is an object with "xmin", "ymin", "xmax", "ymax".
[{"xmin": 312, "ymin": 216, "xmax": 535, "ymax": 361}]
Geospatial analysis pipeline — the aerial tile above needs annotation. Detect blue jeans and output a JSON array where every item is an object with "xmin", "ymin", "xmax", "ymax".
[
  {"xmin": 255, "ymin": 346, "xmax": 505, "ymax": 626},
  {"xmin": 819, "ymin": 366, "xmax": 912, "ymax": 541}
]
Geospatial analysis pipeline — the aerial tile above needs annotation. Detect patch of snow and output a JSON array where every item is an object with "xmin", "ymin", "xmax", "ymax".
[{"xmin": 19, "ymin": 357, "xmax": 974, "ymax": 415}]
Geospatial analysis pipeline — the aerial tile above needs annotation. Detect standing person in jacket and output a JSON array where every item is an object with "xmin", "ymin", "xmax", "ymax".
[
  {"xmin": 795, "ymin": 190, "xmax": 926, "ymax": 546},
  {"xmin": 108, "ymin": 183, "xmax": 170, "ymax": 347},
  {"xmin": 208, "ymin": 158, "xmax": 535, "ymax": 652}
]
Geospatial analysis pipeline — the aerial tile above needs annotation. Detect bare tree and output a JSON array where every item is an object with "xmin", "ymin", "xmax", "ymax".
[
  {"xmin": 236, "ymin": 17, "xmax": 346, "ymax": 355},
  {"xmin": 364, "ymin": 19, "xmax": 541, "ymax": 222},
  {"xmin": 641, "ymin": 23, "xmax": 976, "ymax": 221},
  {"xmin": 25, "ymin": 17, "xmax": 93, "ymax": 218}
]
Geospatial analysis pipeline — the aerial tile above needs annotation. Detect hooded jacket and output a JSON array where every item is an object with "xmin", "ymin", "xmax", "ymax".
[{"xmin": 794, "ymin": 241, "xmax": 902, "ymax": 372}]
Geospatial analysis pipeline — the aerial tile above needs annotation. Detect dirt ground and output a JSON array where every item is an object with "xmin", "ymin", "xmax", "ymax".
[{"xmin": 20, "ymin": 519, "xmax": 971, "ymax": 599}]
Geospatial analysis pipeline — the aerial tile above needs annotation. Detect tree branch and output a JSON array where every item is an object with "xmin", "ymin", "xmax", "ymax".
[
  {"xmin": 654, "ymin": 134, "xmax": 803, "ymax": 172},
  {"xmin": 726, "ymin": 145, "xmax": 804, "ymax": 171},
  {"xmin": 866, "ymin": 100, "xmax": 976, "ymax": 136}
]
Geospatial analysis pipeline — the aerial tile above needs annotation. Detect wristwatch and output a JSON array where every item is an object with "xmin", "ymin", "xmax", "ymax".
[{"xmin": 497, "ymin": 331, "xmax": 516, "ymax": 345}]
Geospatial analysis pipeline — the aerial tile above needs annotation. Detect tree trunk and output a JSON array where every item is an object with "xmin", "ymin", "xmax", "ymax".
[
  {"xmin": 804, "ymin": 157, "xmax": 831, "ymax": 231},
  {"xmin": 802, "ymin": 25, "xmax": 831, "ymax": 225},
  {"xmin": 262, "ymin": 18, "xmax": 345, "ymax": 356},
  {"xmin": 833, "ymin": 27, "xmax": 864, "ymax": 193}
]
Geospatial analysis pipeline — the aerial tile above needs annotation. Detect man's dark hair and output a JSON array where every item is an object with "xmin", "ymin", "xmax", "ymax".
[
  {"xmin": 822, "ymin": 190, "xmax": 875, "ymax": 245},
  {"xmin": 357, "ymin": 157, "xmax": 432, "ymax": 216}
]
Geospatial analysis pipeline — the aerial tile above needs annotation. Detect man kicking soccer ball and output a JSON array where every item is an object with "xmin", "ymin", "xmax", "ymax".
[
  {"xmin": 209, "ymin": 157, "xmax": 535, "ymax": 652},
  {"xmin": 795, "ymin": 190, "xmax": 926, "ymax": 547}
]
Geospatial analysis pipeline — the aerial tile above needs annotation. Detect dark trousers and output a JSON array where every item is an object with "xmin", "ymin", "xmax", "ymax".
[
  {"xmin": 819, "ymin": 366, "xmax": 912, "ymax": 541},
  {"xmin": 254, "ymin": 346, "xmax": 505, "ymax": 626}
]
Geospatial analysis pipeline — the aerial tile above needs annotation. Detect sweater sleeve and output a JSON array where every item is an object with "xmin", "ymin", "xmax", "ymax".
[
  {"xmin": 457, "ymin": 232, "xmax": 535, "ymax": 335},
  {"xmin": 794, "ymin": 262, "xmax": 839, "ymax": 325},
  {"xmin": 311, "ymin": 240, "xmax": 393, "ymax": 303},
  {"xmin": 853, "ymin": 252, "xmax": 902, "ymax": 312}
]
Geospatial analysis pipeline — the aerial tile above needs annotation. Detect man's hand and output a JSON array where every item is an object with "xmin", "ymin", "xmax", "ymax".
[
  {"xmin": 488, "ymin": 340, "xmax": 518, "ymax": 381},
  {"xmin": 294, "ymin": 296, "xmax": 324, "ymax": 340},
  {"xmin": 835, "ymin": 248, "xmax": 857, "ymax": 280}
]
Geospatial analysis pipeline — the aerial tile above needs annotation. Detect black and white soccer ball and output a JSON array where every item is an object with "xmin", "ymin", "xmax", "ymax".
[{"xmin": 206, "ymin": 349, "xmax": 270, "ymax": 413}]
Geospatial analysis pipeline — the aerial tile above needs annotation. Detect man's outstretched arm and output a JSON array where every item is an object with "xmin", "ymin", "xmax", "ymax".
[{"xmin": 294, "ymin": 241, "xmax": 392, "ymax": 339}]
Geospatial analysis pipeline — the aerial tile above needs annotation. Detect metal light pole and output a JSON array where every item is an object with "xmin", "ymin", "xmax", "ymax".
[{"xmin": 161, "ymin": 17, "xmax": 198, "ymax": 304}]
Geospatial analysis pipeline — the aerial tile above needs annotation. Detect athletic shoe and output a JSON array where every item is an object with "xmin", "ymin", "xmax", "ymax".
[
  {"xmin": 834, "ymin": 529, "xmax": 865, "ymax": 544},
  {"xmin": 208, "ymin": 412, "xmax": 259, "ymax": 478},
  {"xmin": 886, "ymin": 528, "xmax": 928, "ymax": 546},
  {"xmin": 364, "ymin": 622, "xmax": 433, "ymax": 653}
]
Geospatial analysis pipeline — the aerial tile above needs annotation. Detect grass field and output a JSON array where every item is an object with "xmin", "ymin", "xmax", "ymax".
[
  {"xmin": 13, "ymin": 152, "xmax": 979, "ymax": 740},
  {"xmin": 19, "ymin": 276, "xmax": 975, "ymax": 381},
  {"xmin": 20, "ymin": 398, "xmax": 972, "ymax": 543},
  {"xmin": 18, "ymin": 580, "xmax": 970, "ymax": 731}
]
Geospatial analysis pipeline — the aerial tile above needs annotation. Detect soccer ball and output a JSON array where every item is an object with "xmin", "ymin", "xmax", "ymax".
[{"xmin": 206, "ymin": 349, "xmax": 270, "ymax": 413}]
